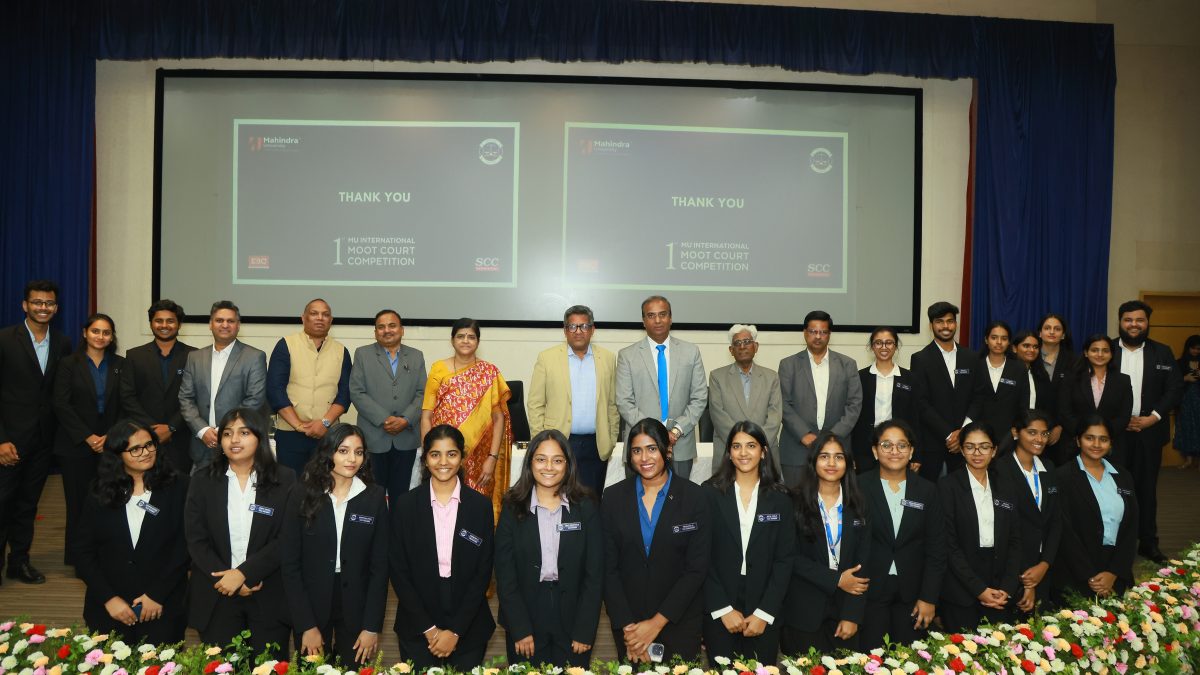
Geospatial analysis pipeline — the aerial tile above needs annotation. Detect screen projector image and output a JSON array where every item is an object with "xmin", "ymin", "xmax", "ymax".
[{"xmin": 157, "ymin": 73, "xmax": 919, "ymax": 328}]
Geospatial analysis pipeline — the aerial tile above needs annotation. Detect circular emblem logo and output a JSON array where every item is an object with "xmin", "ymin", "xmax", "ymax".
[
  {"xmin": 479, "ymin": 138, "xmax": 504, "ymax": 165},
  {"xmin": 810, "ymin": 148, "xmax": 833, "ymax": 174}
]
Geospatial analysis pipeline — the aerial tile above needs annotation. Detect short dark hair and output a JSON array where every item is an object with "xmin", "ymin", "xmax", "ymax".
[
  {"xmin": 209, "ymin": 300, "xmax": 240, "ymax": 320},
  {"xmin": 803, "ymin": 310, "xmax": 833, "ymax": 331},
  {"xmin": 927, "ymin": 301, "xmax": 959, "ymax": 322},
  {"xmin": 79, "ymin": 313, "xmax": 119, "ymax": 355},
  {"xmin": 147, "ymin": 299, "xmax": 185, "ymax": 323},
  {"xmin": 1117, "ymin": 300, "xmax": 1153, "ymax": 319},
  {"xmin": 563, "ymin": 305, "xmax": 595, "ymax": 325},
  {"xmin": 374, "ymin": 309, "xmax": 402, "ymax": 324},
  {"xmin": 450, "ymin": 317, "xmax": 481, "ymax": 340},
  {"xmin": 983, "ymin": 320, "xmax": 1012, "ymax": 340},
  {"xmin": 23, "ymin": 280, "xmax": 58, "ymax": 301},
  {"xmin": 640, "ymin": 295, "xmax": 671, "ymax": 317}
]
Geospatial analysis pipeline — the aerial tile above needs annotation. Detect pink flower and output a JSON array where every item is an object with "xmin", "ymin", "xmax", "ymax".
[
  {"xmin": 0, "ymin": 621, "xmax": 13, "ymax": 631},
  {"xmin": 1044, "ymin": 647, "xmax": 1055, "ymax": 659},
  {"xmin": 1115, "ymin": 664, "xmax": 1128, "ymax": 675},
  {"xmin": 160, "ymin": 663, "xmax": 177, "ymax": 675},
  {"xmin": 918, "ymin": 650, "xmax": 932, "ymax": 661},
  {"xmin": 85, "ymin": 650, "xmax": 105, "ymax": 666},
  {"xmin": 865, "ymin": 661, "xmax": 879, "ymax": 674},
  {"xmin": 114, "ymin": 670, "xmax": 128, "ymax": 675},
  {"xmin": 29, "ymin": 635, "xmax": 45, "ymax": 644},
  {"xmin": 216, "ymin": 665, "xmax": 234, "ymax": 674},
  {"xmin": 34, "ymin": 668, "xmax": 46, "ymax": 675},
  {"xmin": 972, "ymin": 636, "xmax": 988, "ymax": 644}
]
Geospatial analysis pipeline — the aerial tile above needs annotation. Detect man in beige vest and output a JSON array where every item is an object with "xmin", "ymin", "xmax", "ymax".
[
  {"xmin": 527, "ymin": 304, "xmax": 619, "ymax": 496},
  {"xmin": 266, "ymin": 298, "xmax": 352, "ymax": 475}
]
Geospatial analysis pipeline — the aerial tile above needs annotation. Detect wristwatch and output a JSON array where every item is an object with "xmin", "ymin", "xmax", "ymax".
[{"xmin": 321, "ymin": 418, "xmax": 332, "ymax": 428}]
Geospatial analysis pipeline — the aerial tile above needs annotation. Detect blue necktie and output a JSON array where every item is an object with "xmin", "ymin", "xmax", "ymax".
[{"xmin": 656, "ymin": 344, "xmax": 669, "ymax": 421}]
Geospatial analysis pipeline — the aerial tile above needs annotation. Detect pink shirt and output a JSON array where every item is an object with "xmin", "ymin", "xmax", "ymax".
[
  {"xmin": 1091, "ymin": 374, "xmax": 1105, "ymax": 408},
  {"xmin": 430, "ymin": 479, "xmax": 462, "ymax": 578}
]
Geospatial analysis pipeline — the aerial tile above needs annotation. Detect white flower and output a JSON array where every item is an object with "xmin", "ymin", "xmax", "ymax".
[
  {"xmin": 618, "ymin": 666, "xmax": 633, "ymax": 675},
  {"xmin": 137, "ymin": 646, "xmax": 155, "ymax": 655},
  {"xmin": 100, "ymin": 663, "xmax": 119, "ymax": 675},
  {"xmin": 13, "ymin": 640, "xmax": 28, "ymax": 655},
  {"xmin": 158, "ymin": 651, "xmax": 174, "ymax": 662},
  {"xmin": 712, "ymin": 658, "xmax": 730, "ymax": 667},
  {"xmin": 4, "ymin": 655, "xmax": 20, "ymax": 669},
  {"xmin": 785, "ymin": 667, "xmax": 801, "ymax": 675},
  {"xmin": 78, "ymin": 663, "xmax": 94, "ymax": 673},
  {"xmin": 26, "ymin": 652, "xmax": 45, "ymax": 664},
  {"xmin": 654, "ymin": 668, "xmax": 669, "ymax": 675}
]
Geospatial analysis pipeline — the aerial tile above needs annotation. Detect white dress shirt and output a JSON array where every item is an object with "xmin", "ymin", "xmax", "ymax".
[
  {"xmin": 647, "ymin": 335, "xmax": 670, "ymax": 380},
  {"xmin": 820, "ymin": 487, "xmax": 844, "ymax": 569},
  {"xmin": 226, "ymin": 469, "xmax": 258, "ymax": 569},
  {"xmin": 987, "ymin": 357, "xmax": 1005, "ymax": 392},
  {"xmin": 1119, "ymin": 341, "xmax": 1155, "ymax": 418},
  {"xmin": 329, "ymin": 476, "xmax": 368, "ymax": 573},
  {"xmin": 809, "ymin": 351, "xmax": 831, "ymax": 429},
  {"xmin": 709, "ymin": 481, "xmax": 775, "ymax": 625},
  {"xmin": 201, "ymin": 341, "xmax": 237, "ymax": 436},
  {"xmin": 1027, "ymin": 370, "xmax": 1038, "ymax": 409},
  {"xmin": 869, "ymin": 363, "xmax": 898, "ymax": 423},
  {"xmin": 940, "ymin": 343, "xmax": 958, "ymax": 385},
  {"xmin": 967, "ymin": 471, "xmax": 995, "ymax": 548},
  {"xmin": 125, "ymin": 490, "xmax": 152, "ymax": 549}
]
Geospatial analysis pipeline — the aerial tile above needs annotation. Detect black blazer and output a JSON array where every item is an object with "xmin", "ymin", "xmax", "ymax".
[
  {"xmin": 495, "ymin": 494, "xmax": 604, "ymax": 645},
  {"xmin": 602, "ymin": 475, "xmax": 710, "ymax": 660},
  {"xmin": 281, "ymin": 482, "xmax": 389, "ymax": 635},
  {"xmin": 1110, "ymin": 338, "xmax": 1186, "ymax": 449},
  {"xmin": 184, "ymin": 466, "xmax": 296, "ymax": 632},
  {"xmin": 1025, "ymin": 364, "xmax": 1056, "ymax": 418},
  {"xmin": 937, "ymin": 468, "xmax": 1022, "ymax": 606},
  {"xmin": 74, "ymin": 476, "xmax": 190, "ymax": 632},
  {"xmin": 52, "ymin": 352, "xmax": 125, "ymax": 457},
  {"xmin": 389, "ymin": 480, "xmax": 495, "ymax": 645},
  {"xmin": 0, "ymin": 322, "xmax": 71, "ymax": 450},
  {"xmin": 991, "ymin": 454, "xmax": 1062, "ymax": 585},
  {"xmin": 850, "ymin": 366, "xmax": 918, "ymax": 471},
  {"xmin": 1053, "ymin": 460, "xmax": 1138, "ymax": 597},
  {"xmin": 860, "ymin": 469, "xmax": 946, "ymax": 606},
  {"xmin": 120, "ymin": 341, "xmax": 196, "ymax": 454},
  {"xmin": 783, "ymin": 496, "xmax": 871, "ymax": 631},
  {"xmin": 1057, "ymin": 369, "xmax": 1133, "ymax": 443},
  {"xmin": 910, "ymin": 343, "xmax": 983, "ymax": 474},
  {"xmin": 701, "ymin": 483, "xmax": 795, "ymax": 621},
  {"xmin": 972, "ymin": 356, "xmax": 1030, "ymax": 452}
]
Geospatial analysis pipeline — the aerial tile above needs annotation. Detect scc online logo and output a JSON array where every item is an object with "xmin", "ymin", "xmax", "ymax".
[
  {"xmin": 474, "ymin": 257, "xmax": 501, "ymax": 272},
  {"xmin": 807, "ymin": 263, "xmax": 832, "ymax": 278}
]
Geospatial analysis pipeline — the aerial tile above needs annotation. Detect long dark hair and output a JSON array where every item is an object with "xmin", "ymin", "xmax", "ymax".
[
  {"xmin": 78, "ymin": 312, "xmax": 119, "ymax": 355},
  {"xmin": 503, "ymin": 429, "xmax": 592, "ymax": 520},
  {"xmin": 624, "ymin": 418, "xmax": 672, "ymax": 475},
  {"xmin": 708, "ymin": 420, "xmax": 787, "ymax": 495},
  {"xmin": 1179, "ymin": 335, "xmax": 1200, "ymax": 367},
  {"xmin": 792, "ymin": 431, "xmax": 866, "ymax": 540},
  {"xmin": 419, "ymin": 424, "xmax": 467, "ymax": 481},
  {"xmin": 91, "ymin": 419, "xmax": 178, "ymax": 509},
  {"xmin": 205, "ymin": 407, "xmax": 282, "ymax": 493},
  {"xmin": 299, "ymin": 423, "xmax": 374, "ymax": 526}
]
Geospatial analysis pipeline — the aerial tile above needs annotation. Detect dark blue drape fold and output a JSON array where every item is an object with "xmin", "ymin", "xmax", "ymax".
[{"xmin": 2, "ymin": 0, "xmax": 1115, "ymax": 342}]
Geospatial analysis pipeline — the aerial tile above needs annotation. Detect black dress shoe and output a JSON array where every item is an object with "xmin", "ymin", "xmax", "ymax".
[
  {"xmin": 6, "ymin": 561, "xmax": 46, "ymax": 584},
  {"xmin": 1139, "ymin": 546, "xmax": 1168, "ymax": 564}
]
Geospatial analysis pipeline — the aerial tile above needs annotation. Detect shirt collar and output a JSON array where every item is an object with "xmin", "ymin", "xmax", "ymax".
[
  {"xmin": 733, "ymin": 480, "xmax": 760, "ymax": 501},
  {"xmin": 567, "ymin": 344, "xmax": 594, "ymax": 359},
  {"xmin": 1076, "ymin": 456, "xmax": 1120, "ymax": 475},
  {"xmin": 967, "ymin": 470, "xmax": 990, "ymax": 492},
  {"xmin": 24, "ymin": 319, "xmax": 48, "ymax": 346},
  {"xmin": 647, "ymin": 335, "xmax": 669, "ymax": 349},
  {"xmin": 868, "ymin": 362, "xmax": 900, "ymax": 377},
  {"xmin": 987, "ymin": 357, "xmax": 1006, "ymax": 372},
  {"xmin": 635, "ymin": 471, "xmax": 672, "ymax": 498},
  {"xmin": 938, "ymin": 342, "xmax": 958, "ymax": 355},
  {"xmin": 732, "ymin": 362, "xmax": 754, "ymax": 376},
  {"xmin": 430, "ymin": 477, "xmax": 462, "ymax": 505},
  {"xmin": 530, "ymin": 489, "xmax": 570, "ymax": 514},
  {"xmin": 1120, "ymin": 341, "xmax": 1145, "ymax": 354},
  {"xmin": 1013, "ymin": 452, "xmax": 1046, "ymax": 474},
  {"xmin": 330, "ymin": 476, "xmax": 368, "ymax": 503},
  {"xmin": 807, "ymin": 350, "xmax": 828, "ymax": 367},
  {"xmin": 225, "ymin": 467, "xmax": 257, "ymax": 483},
  {"xmin": 213, "ymin": 339, "xmax": 238, "ymax": 354},
  {"xmin": 817, "ymin": 486, "xmax": 843, "ymax": 509}
]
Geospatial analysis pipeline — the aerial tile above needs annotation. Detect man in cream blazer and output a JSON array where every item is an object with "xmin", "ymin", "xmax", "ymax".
[{"xmin": 527, "ymin": 305, "xmax": 620, "ymax": 496}]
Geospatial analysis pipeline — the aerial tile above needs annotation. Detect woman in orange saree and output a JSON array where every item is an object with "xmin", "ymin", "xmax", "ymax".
[{"xmin": 420, "ymin": 318, "xmax": 512, "ymax": 521}]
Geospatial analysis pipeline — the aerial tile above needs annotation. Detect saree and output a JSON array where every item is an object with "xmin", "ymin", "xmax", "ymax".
[{"xmin": 424, "ymin": 359, "xmax": 512, "ymax": 521}]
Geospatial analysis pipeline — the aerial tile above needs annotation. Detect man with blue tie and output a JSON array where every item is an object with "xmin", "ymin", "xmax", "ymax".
[{"xmin": 615, "ymin": 296, "xmax": 708, "ymax": 480}]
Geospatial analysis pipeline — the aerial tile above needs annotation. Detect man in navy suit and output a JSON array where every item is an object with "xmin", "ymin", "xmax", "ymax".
[{"xmin": 1110, "ymin": 300, "xmax": 1184, "ymax": 563}]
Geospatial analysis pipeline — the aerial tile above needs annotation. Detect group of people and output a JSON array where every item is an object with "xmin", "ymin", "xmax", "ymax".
[{"xmin": 0, "ymin": 281, "xmax": 1190, "ymax": 668}]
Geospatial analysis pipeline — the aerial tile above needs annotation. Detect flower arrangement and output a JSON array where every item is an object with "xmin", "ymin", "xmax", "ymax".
[{"xmin": 4, "ymin": 544, "xmax": 1198, "ymax": 675}]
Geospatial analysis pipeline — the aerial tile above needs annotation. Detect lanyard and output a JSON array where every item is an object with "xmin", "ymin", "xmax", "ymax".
[
  {"xmin": 819, "ymin": 501, "xmax": 843, "ymax": 568},
  {"xmin": 1032, "ymin": 469, "xmax": 1042, "ymax": 510}
]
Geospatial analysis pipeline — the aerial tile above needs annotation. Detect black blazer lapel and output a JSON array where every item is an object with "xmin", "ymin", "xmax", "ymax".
[
  {"xmin": 953, "ymin": 471, "xmax": 980, "ymax": 549},
  {"xmin": 647, "ymin": 477, "xmax": 684, "ymax": 561},
  {"xmin": 520, "ymin": 503, "xmax": 543, "ymax": 572},
  {"xmin": 953, "ymin": 349, "xmax": 974, "ymax": 397}
]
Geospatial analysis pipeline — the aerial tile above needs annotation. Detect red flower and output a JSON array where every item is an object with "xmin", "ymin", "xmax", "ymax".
[
  {"xmin": 57, "ymin": 645, "xmax": 71, "ymax": 659},
  {"xmin": 1019, "ymin": 627, "xmax": 1035, "ymax": 640},
  {"xmin": 1177, "ymin": 567, "xmax": 1187, "ymax": 575},
  {"xmin": 915, "ymin": 671, "xmax": 927, "ymax": 675},
  {"xmin": 147, "ymin": 667, "xmax": 161, "ymax": 675},
  {"xmin": 810, "ymin": 667, "xmax": 827, "ymax": 675},
  {"xmin": 1166, "ymin": 643, "xmax": 1175, "ymax": 652},
  {"xmin": 1021, "ymin": 660, "xmax": 1036, "ymax": 673},
  {"xmin": 869, "ymin": 655, "xmax": 883, "ymax": 664},
  {"xmin": 950, "ymin": 633, "xmax": 965, "ymax": 644},
  {"xmin": 949, "ymin": 657, "xmax": 966, "ymax": 673},
  {"xmin": 1148, "ymin": 583, "xmax": 1161, "ymax": 592},
  {"xmin": 273, "ymin": 663, "xmax": 289, "ymax": 675},
  {"xmin": 359, "ymin": 668, "xmax": 373, "ymax": 675},
  {"xmin": 204, "ymin": 661, "xmax": 220, "ymax": 674},
  {"xmin": 1070, "ymin": 643, "xmax": 1084, "ymax": 659},
  {"xmin": 25, "ymin": 624, "xmax": 46, "ymax": 636},
  {"xmin": 1150, "ymin": 603, "xmax": 1161, "ymax": 614},
  {"xmin": 1103, "ymin": 611, "xmax": 1116, "ymax": 624}
]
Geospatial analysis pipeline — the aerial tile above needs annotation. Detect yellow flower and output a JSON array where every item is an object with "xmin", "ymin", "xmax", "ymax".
[
  {"xmin": 734, "ymin": 663, "xmax": 747, "ymax": 672},
  {"xmin": 1056, "ymin": 639, "xmax": 1070, "ymax": 651},
  {"xmin": 303, "ymin": 654, "xmax": 322, "ymax": 663},
  {"xmin": 1178, "ymin": 622, "xmax": 1190, "ymax": 634},
  {"xmin": 33, "ymin": 656, "xmax": 49, "ymax": 668},
  {"xmin": 252, "ymin": 662, "xmax": 274, "ymax": 675},
  {"xmin": 49, "ymin": 630, "xmax": 71, "ymax": 638},
  {"xmin": 992, "ymin": 631, "xmax": 1006, "ymax": 642},
  {"xmin": 1059, "ymin": 610, "xmax": 1074, "ymax": 619},
  {"xmin": 1151, "ymin": 612, "xmax": 1164, "ymax": 623},
  {"xmin": 1088, "ymin": 617, "xmax": 1103, "ymax": 627},
  {"xmin": 99, "ymin": 654, "xmax": 114, "ymax": 664},
  {"xmin": 0, "ymin": 644, "xmax": 8, "ymax": 655},
  {"xmin": 765, "ymin": 668, "xmax": 780, "ymax": 675},
  {"xmin": 49, "ymin": 666, "xmax": 62, "ymax": 675},
  {"xmin": 942, "ymin": 644, "xmax": 960, "ymax": 656},
  {"xmin": 94, "ymin": 635, "xmax": 110, "ymax": 643},
  {"xmin": 205, "ymin": 647, "xmax": 223, "ymax": 656},
  {"xmin": 483, "ymin": 669, "xmax": 499, "ymax": 675},
  {"xmin": 892, "ymin": 670, "xmax": 906, "ymax": 675},
  {"xmin": 393, "ymin": 664, "xmax": 411, "ymax": 674},
  {"xmin": 963, "ymin": 641, "xmax": 977, "ymax": 654},
  {"xmin": 18, "ymin": 623, "xmax": 33, "ymax": 632},
  {"xmin": 1134, "ymin": 655, "xmax": 1146, "ymax": 669},
  {"xmin": 1095, "ymin": 648, "xmax": 1108, "ymax": 659},
  {"xmin": 1142, "ymin": 621, "xmax": 1153, "ymax": 634},
  {"xmin": 673, "ymin": 666, "xmax": 689, "ymax": 675},
  {"xmin": 141, "ymin": 652, "xmax": 157, "ymax": 662},
  {"xmin": 1118, "ymin": 621, "xmax": 1129, "ymax": 633},
  {"xmin": 569, "ymin": 668, "xmax": 588, "ymax": 675}
]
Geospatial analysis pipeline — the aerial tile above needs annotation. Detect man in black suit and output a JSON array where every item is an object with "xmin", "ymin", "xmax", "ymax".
[
  {"xmin": 909, "ymin": 301, "xmax": 983, "ymax": 480},
  {"xmin": 0, "ymin": 280, "xmax": 72, "ymax": 584},
  {"xmin": 120, "ymin": 300, "xmax": 196, "ymax": 473},
  {"xmin": 1110, "ymin": 300, "xmax": 1184, "ymax": 563}
]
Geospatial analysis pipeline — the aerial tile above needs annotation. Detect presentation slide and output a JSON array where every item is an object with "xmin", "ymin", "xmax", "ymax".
[
  {"xmin": 234, "ymin": 122, "xmax": 517, "ymax": 286},
  {"xmin": 564, "ymin": 124, "xmax": 845, "ymax": 292}
]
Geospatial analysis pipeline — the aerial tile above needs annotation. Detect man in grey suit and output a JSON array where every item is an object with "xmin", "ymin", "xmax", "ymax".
[
  {"xmin": 177, "ymin": 300, "xmax": 268, "ymax": 470},
  {"xmin": 778, "ymin": 310, "xmax": 863, "ymax": 487},
  {"xmin": 708, "ymin": 324, "xmax": 783, "ymax": 467},
  {"xmin": 616, "ymin": 295, "xmax": 708, "ymax": 479},
  {"xmin": 349, "ymin": 309, "xmax": 426, "ymax": 501}
]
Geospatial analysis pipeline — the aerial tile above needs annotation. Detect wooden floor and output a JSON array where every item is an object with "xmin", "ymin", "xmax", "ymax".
[{"xmin": 2, "ymin": 469, "xmax": 1198, "ymax": 664}]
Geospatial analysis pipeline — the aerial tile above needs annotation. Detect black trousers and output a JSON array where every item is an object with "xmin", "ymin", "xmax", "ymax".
[
  {"xmin": 940, "ymin": 602, "xmax": 1011, "ymax": 635},
  {"xmin": 201, "ymin": 594, "xmax": 290, "ymax": 659},
  {"xmin": 58, "ymin": 450, "xmax": 98, "ymax": 565},
  {"xmin": 0, "ymin": 443, "xmax": 52, "ymax": 566},
  {"xmin": 296, "ymin": 574, "xmax": 362, "ymax": 668},
  {"xmin": 90, "ymin": 612, "xmax": 186, "ymax": 646},
  {"xmin": 860, "ymin": 574, "xmax": 928, "ymax": 652},
  {"xmin": 505, "ymin": 580, "xmax": 591, "ymax": 667},
  {"xmin": 372, "ymin": 447, "xmax": 417, "ymax": 504},
  {"xmin": 703, "ymin": 576, "xmax": 781, "ymax": 665},
  {"xmin": 568, "ymin": 434, "xmax": 605, "ymax": 499},
  {"xmin": 780, "ymin": 619, "xmax": 858, "ymax": 658},
  {"xmin": 1128, "ymin": 431, "xmax": 1161, "ymax": 547},
  {"xmin": 398, "ymin": 578, "xmax": 490, "ymax": 670},
  {"xmin": 275, "ymin": 430, "xmax": 318, "ymax": 478}
]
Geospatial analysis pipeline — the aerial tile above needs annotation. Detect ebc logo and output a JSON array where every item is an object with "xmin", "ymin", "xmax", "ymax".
[{"xmin": 807, "ymin": 263, "xmax": 832, "ymax": 278}]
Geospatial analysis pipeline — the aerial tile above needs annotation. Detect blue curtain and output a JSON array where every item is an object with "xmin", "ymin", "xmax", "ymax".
[{"xmin": 1, "ymin": 0, "xmax": 1115, "ymax": 344}]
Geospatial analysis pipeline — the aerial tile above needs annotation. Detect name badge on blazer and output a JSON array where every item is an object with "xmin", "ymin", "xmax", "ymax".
[
  {"xmin": 248, "ymin": 504, "xmax": 274, "ymax": 517},
  {"xmin": 1047, "ymin": 486, "xmax": 1058, "ymax": 495},
  {"xmin": 955, "ymin": 368, "xmax": 971, "ymax": 375},
  {"xmin": 176, "ymin": 368, "xmax": 184, "ymax": 375},
  {"xmin": 557, "ymin": 522, "xmax": 582, "ymax": 532},
  {"xmin": 349, "ymin": 514, "xmax": 374, "ymax": 525},
  {"xmin": 137, "ymin": 500, "xmax": 160, "ymax": 516},
  {"xmin": 671, "ymin": 522, "xmax": 699, "ymax": 534},
  {"xmin": 757, "ymin": 513, "xmax": 781, "ymax": 522},
  {"xmin": 1156, "ymin": 364, "xmax": 1173, "ymax": 371},
  {"xmin": 1117, "ymin": 487, "xmax": 1134, "ymax": 497},
  {"xmin": 896, "ymin": 382, "xmax": 913, "ymax": 392},
  {"xmin": 901, "ymin": 499, "xmax": 924, "ymax": 510},
  {"xmin": 459, "ymin": 528, "xmax": 483, "ymax": 546},
  {"xmin": 1000, "ymin": 377, "xmax": 1017, "ymax": 386},
  {"xmin": 993, "ymin": 499, "xmax": 1014, "ymax": 511},
  {"xmin": 851, "ymin": 519, "xmax": 865, "ymax": 527}
]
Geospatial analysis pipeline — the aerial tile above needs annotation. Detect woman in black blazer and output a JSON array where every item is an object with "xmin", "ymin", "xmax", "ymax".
[
  {"xmin": 1054, "ymin": 415, "xmax": 1138, "ymax": 600},
  {"xmin": 390, "ymin": 424, "xmax": 495, "ymax": 669},
  {"xmin": 74, "ymin": 419, "xmax": 188, "ymax": 643},
  {"xmin": 702, "ymin": 420, "xmax": 795, "ymax": 664},
  {"xmin": 851, "ymin": 328, "xmax": 918, "ymax": 472},
  {"xmin": 938, "ymin": 422, "xmax": 1022, "ymax": 633},
  {"xmin": 496, "ymin": 429, "xmax": 602, "ymax": 667},
  {"xmin": 859, "ymin": 419, "xmax": 945, "ymax": 651},
  {"xmin": 1010, "ymin": 332, "xmax": 1064, "ymax": 457},
  {"xmin": 1037, "ymin": 313, "xmax": 1078, "ymax": 386},
  {"xmin": 282, "ymin": 423, "xmax": 388, "ymax": 667},
  {"xmin": 185, "ymin": 407, "xmax": 295, "ymax": 656},
  {"xmin": 1057, "ymin": 334, "xmax": 1134, "ymax": 466},
  {"xmin": 781, "ymin": 431, "xmax": 871, "ymax": 656},
  {"xmin": 973, "ymin": 321, "xmax": 1029, "ymax": 456},
  {"xmin": 54, "ymin": 313, "xmax": 124, "ymax": 565},
  {"xmin": 602, "ymin": 418, "xmax": 710, "ymax": 663},
  {"xmin": 994, "ymin": 409, "xmax": 1062, "ymax": 613}
]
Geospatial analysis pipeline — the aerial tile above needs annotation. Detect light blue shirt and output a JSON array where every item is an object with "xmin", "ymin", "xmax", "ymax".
[
  {"xmin": 567, "ymin": 345, "xmax": 597, "ymax": 434},
  {"xmin": 24, "ymin": 320, "xmax": 49, "ymax": 374},
  {"xmin": 738, "ymin": 365, "xmax": 753, "ymax": 403},
  {"xmin": 881, "ymin": 478, "xmax": 906, "ymax": 574},
  {"xmin": 1078, "ymin": 456, "xmax": 1125, "ymax": 546}
]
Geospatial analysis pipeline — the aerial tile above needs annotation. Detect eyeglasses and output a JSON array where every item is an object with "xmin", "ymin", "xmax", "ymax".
[
  {"xmin": 125, "ymin": 441, "xmax": 157, "ymax": 457},
  {"xmin": 806, "ymin": 329, "xmax": 831, "ymax": 337},
  {"xmin": 961, "ymin": 443, "xmax": 994, "ymax": 454},
  {"xmin": 27, "ymin": 300, "xmax": 57, "ymax": 309},
  {"xmin": 731, "ymin": 338, "xmax": 755, "ymax": 347},
  {"xmin": 877, "ymin": 441, "xmax": 911, "ymax": 453},
  {"xmin": 872, "ymin": 340, "xmax": 897, "ymax": 348},
  {"xmin": 565, "ymin": 323, "xmax": 593, "ymax": 333}
]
